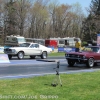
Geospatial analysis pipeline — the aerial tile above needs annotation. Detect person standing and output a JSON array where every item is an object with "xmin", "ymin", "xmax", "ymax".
[{"xmin": 75, "ymin": 39, "xmax": 81, "ymax": 52}]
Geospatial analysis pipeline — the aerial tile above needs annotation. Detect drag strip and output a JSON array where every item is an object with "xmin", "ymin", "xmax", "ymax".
[{"xmin": 0, "ymin": 58, "xmax": 100, "ymax": 79}]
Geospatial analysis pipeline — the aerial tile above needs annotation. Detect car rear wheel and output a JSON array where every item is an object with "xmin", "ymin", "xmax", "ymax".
[
  {"xmin": 86, "ymin": 58, "xmax": 94, "ymax": 68},
  {"xmin": 17, "ymin": 51, "xmax": 24, "ymax": 59},
  {"xmin": 41, "ymin": 51, "xmax": 47, "ymax": 59},
  {"xmin": 67, "ymin": 59, "xmax": 75, "ymax": 67}
]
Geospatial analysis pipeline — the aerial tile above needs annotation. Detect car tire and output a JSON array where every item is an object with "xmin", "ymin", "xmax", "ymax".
[
  {"xmin": 8, "ymin": 55, "xmax": 12, "ymax": 59},
  {"xmin": 67, "ymin": 59, "xmax": 75, "ymax": 67},
  {"xmin": 17, "ymin": 51, "xmax": 24, "ymax": 60},
  {"xmin": 41, "ymin": 51, "xmax": 47, "ymax": 59},
  {"xmin": 30, "ymin": 55, "xmax": 36, "ymax": 59},
  {"xmin": 86, "ymin": 58, "xmax": 94, "ymax": 68}
]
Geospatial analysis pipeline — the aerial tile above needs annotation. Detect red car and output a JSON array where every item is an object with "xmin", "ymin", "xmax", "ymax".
[{"xmin": 65, "ymin": 46, "xmax": 100, "ymax": 68}]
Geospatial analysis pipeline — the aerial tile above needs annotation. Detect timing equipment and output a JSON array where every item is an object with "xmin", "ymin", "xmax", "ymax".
[{"xmin": 51, "ymin": 60, "xmax": 62, "ymax": 87}]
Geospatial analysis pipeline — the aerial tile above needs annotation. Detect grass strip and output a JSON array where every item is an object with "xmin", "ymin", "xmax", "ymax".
[
  {"xmin": 48, "ymin": 52, "xmax": 65, "ymax": 56},
  {"xmin": 0, "ymin": 71, "xmax": 100, "ymax": 100}
]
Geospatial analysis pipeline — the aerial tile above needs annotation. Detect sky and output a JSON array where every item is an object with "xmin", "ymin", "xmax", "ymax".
[{"xmin": 59, "ymin": 0, "xmax": 92, "ymax": 14}]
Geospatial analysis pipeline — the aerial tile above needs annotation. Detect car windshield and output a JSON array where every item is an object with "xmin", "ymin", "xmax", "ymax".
[
  {"xmin": 19, "ymin": 43, "xmax": 30, "ymax": 47},
  {"xmin": 83, "ymin": 47, "xmax": 99, "ymax": 52},
  {"xmin": 90, "ymin": 47, "xmax": 99, "ymax": 52}
]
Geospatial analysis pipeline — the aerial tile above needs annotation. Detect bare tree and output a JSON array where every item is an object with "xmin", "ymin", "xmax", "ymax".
[
  {"xmin": 0, "ymin": 0, "xmax": 4, "ymax": 32},
  {"xmin": 70, "ymin": 3, "xmax": 85, "ymax": 38},
  {"xmin": 29, "ymin": 0, "xmax": 49, "ymax": 38},
  {"xmin": 15, "ymin": 0, "xmax": 31, "ymax": 36},
  {"xmin": 1, "ymin": 0, "xmax": 86, "ymax": 42}
]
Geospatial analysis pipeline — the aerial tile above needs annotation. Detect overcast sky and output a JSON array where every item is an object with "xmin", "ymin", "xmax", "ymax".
[{"xmin": 59, "ymin": 0, "xmax": 91, "ymax": 14}]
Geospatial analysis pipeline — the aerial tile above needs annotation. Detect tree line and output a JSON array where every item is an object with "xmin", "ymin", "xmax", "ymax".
[{"xmin": 0, "ymin": 0, "xmax": 100, "ymax": 44}]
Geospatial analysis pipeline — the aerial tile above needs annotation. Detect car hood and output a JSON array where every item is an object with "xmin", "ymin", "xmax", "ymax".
[{"xmin": 6, "ymin": 47, "xmax": 28, "ymax": 49}]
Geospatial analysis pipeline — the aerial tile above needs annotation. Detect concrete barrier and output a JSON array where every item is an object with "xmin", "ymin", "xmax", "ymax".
[{"xmin": 0, "ymin": 54, "xmax": 10, "ymax": 63}]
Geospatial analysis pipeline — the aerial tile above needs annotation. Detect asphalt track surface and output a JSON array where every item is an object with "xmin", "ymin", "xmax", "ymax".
[{"xmin": 0, "ymin": 57, "xmax": 100, "ymax": 79}]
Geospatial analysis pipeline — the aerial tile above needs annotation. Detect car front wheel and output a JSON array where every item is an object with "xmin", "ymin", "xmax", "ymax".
[
  {"xmin": 17, "ymin": 51, "xmax": 24, "ymax": 59},
  {"xmin": 86, "ymin": 58, "xmax": 94, "ymax": 68},
  {"xmin": 41, "ymin": 51, "xmax": 47, "ymax": 59}
]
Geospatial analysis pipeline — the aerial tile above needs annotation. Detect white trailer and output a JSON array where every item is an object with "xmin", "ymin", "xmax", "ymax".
[
  {"xmin": 5, "ymin": 35, "xmax": 26, "ymax": 47},
  {"xmin": 50, "ymin": 37, "xmax": 81, "ymax": 47}
]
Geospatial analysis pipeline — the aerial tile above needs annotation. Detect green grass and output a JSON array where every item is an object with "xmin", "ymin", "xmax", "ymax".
[
  {"xmin": 0, "ymin": 71, "xmax": 100, "ymax": 100},
  {"xmin": 48, "ymin": 52, "xmax": 65, "ymax": 56}
]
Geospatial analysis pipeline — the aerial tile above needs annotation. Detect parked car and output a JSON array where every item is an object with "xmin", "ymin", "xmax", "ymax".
[
  {"xmin": 65, "ymin": 46, "xmax": 100, "ymax": 68},
  {"xmin": 4, "ymin": 43, "xmax": 52, "ymax": 59}
]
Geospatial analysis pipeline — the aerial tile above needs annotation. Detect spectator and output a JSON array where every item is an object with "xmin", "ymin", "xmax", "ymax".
[{"xmin": 75, "ymin": 39, "xmax": 81, "ymax": 52}]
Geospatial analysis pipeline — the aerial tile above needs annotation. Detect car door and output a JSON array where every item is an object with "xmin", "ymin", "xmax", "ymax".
[{"xmin": 29, "ymin": 44, "xmax": 42, "ymax": 55}]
